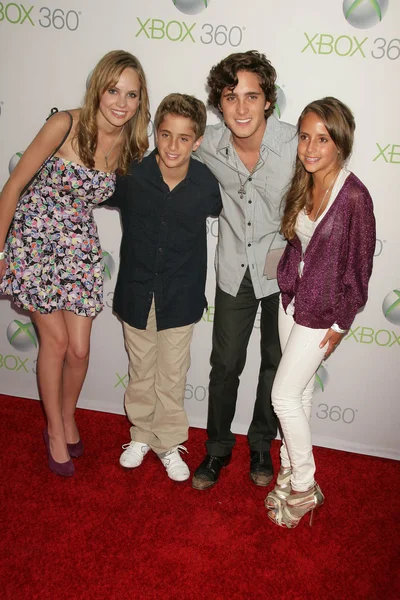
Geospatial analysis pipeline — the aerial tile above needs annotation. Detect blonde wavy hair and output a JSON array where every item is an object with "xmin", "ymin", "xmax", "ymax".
[
  {"xmin": 75, "ymin": 50, "xmax": 150, "ymax": 175},
  {"xmin": 281, "ymin": 97, "xmax": 355, "ymax": 240}
]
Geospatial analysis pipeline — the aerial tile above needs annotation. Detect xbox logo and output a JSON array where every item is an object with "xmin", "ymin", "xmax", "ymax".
[
  {"xmin": 7, "ymin": 319, "xmax": 38, "ymax": 352},
  {"xmin": 382, "ymin": 290, "xmax": 400, "ymax": 326},
  {"xmin": 147, "ymin": 119, "xmax": 155, "ymax": 138},
  {"xmin": 274, "ymin": 85, "xmax": 286, "ymax": 119},
  {"xmin": 86, "ymin": 70, "xmax": 93, "ymax": 90},
  {"xmin": 315, "ymin": 365, "xmax": 329, "ymax": 393},
  {"xmin": 172, "ymin": 0, "xmax": 210, "ymax": 15},
  {"xmin": 9, "ymin": 152, "xmax": 23, "ymax": 174},
  {"xmin": 343, "ymin": 0, "xmax": 389, "ymax": 29},
  {"xmin": 102, "ymin": 251, "xmax": 115, "ymax": 280}
]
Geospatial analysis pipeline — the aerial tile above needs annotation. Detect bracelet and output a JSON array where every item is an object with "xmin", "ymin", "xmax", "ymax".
[{"xmin": 0, "ymin": 251, "xmax": 5, "ymax": 260}]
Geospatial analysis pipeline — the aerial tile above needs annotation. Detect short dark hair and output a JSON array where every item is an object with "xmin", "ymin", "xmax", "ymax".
[
  {"xmin": 154, "ymin": 93, "xmax": 207, "ymax": 140},
  {"xmin": 207, "ymin": 50, "xmax": 277, "ymax": 119}
]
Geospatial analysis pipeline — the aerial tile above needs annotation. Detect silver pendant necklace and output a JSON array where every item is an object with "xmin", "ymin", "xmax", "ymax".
[
  {"xmin": 98, "ymin": 126, "xmax": 124, "ymax": 170},
  {"xmin": 231, "ymin": 141, "xmax": 260, "ymax": 199}
]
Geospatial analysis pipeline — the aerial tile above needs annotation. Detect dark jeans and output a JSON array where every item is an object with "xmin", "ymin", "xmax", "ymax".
[{"xmin": 206, "ymin": 269, "xmax": 280, "ymax": 456}]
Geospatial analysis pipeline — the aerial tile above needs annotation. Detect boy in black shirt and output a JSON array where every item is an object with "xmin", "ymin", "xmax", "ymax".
[{"xmin": 107, "ymin": 94, "xmax": 222, "ymax": 481}]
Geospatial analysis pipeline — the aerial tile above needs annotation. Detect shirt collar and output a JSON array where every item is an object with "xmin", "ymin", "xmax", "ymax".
[
  {"xmin": 140, "ymin": 148, "xmax": 159, "ymax": 174},
  {"xmin": 217, "ymin": 114, "xmax": 284, "ymax": 158},
  {"xmin": 141, "ymin": 148, "xmax": 202, "ymax": 186},
  {"xmin": 138, "ymin": 149, "xmax": 164, "ymax": 186}
]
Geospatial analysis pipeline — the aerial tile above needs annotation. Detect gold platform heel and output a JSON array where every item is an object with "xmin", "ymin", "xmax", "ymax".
[
  {"xmin": 264, "ymin": 467, "xmax": 292, "ymax": 511},
  {"xmin": 267, "ymin": 483, "xmax": 324, "ymax": 529}
]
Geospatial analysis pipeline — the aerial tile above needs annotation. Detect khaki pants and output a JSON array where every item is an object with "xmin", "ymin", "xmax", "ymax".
[{"xmin": 123, "ymin": 301, "xmax": 195, "ymax": 454}]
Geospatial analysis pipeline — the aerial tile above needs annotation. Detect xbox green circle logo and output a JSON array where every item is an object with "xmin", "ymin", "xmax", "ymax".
[
  {"xmin": 315, "ymin": 365, "xmax": 329, "ymax": 393},
  {"xmin": 343, "ymin": 0, "xmax": 389, "ymax": 29},
  {"xmin": 7, "ymin": 319, "xmax": 38, "ymax": 352},
  {"xmin": 172, "ymin": 0, "xmax": 210, "ymax": 15},
  {"xmin": 9, "ymin": 152, "xmax": 23, "ymax": 174},
  {"xmin": 382, "ymin": 290, "xmax": 400, "ymax": 326},
  {"xmin": 274, "ymin": 85, "xmax": 286, "ymax": 119},
  {"xmin": 86, "ymin": 70, "xmax": 93, "ymax": 90},
  {"xmin": 102, "ymin": 251, "xmax": 115, "ymax": 280},
  {"xmin": 147, "ymin": 119, "xmax": 155, "ymax": 138}
]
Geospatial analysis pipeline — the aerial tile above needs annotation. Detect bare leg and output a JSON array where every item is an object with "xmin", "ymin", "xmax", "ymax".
[
  {"xmin": 31, "ymin": 311, "xmax": 69, "ymax": 463},
  {"xmin": 61, "ymin": 311, "xmax": 93, "ymax": 444}
]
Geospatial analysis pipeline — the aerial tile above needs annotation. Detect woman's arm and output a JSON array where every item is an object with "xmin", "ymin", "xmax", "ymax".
[
  {"xmin": 319, "ymin": 185, "xmax": 375, "ymax": 360},
  {"xmin": 335, "ymin": 185, "xmax": 376, "ymax": 332},
  {"xmin": 101, "ymin": 173, "xmax": 126, "ymax": 209},
  {"xmin": 0, "ymin": 111, "xmax": 72, "ymax": 276}
]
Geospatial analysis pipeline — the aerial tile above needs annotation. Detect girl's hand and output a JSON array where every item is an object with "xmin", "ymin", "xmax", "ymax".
[{"xmin": 319, "ymin": 328, "xmax": 345, "ymax": 359}]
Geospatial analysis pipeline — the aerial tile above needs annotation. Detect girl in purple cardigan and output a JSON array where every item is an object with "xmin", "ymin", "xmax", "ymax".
[{"xmin": 265, "ymin": 97, "xmax": 375, "ymax": 528}]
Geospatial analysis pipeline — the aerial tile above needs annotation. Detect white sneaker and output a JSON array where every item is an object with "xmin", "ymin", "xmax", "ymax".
[
  {"xmin": 119, "ymin": 441, "xmax": 150, "ymax": 469},
  {"xmin": 159, "ymin": 445, "xmax": 190, "ymax": 482}
]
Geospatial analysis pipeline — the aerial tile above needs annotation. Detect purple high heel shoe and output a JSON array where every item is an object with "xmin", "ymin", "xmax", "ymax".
[
  {"xmin": 67, "ymin": 439, "xmax": 84, "ymax": 458},
  {"xmin": 43, "ymin": 429, "xmax": 75, "ymax": 477}
]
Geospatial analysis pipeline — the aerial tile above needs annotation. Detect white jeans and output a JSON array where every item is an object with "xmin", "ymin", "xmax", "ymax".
[{"xmin": 271, "ymin": 297, "xmax": 328, "ymax": 492}]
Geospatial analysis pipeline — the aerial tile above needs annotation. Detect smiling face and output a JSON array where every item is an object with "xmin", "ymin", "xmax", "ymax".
[
  {"xmin": 98, "ymin": 67, "xmax": 141, "ymax": 129},
  {"xmin": 219, "ymin": 70, "xmax": 270, "ymax": 142},
  {"xmin": 156, "ymin": 113, "xmax": 202, "ymax": 177},
  {"xmin": 298, "ymin": 111, "xmax": 341, "ymax": 180}
]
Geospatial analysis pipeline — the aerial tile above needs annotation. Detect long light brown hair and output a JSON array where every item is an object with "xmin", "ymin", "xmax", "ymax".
[
  {"xmin": 281, "ymin": 97, "xmax": 355, "ymax": 240},
  {"xmin": 75, "ymin": 50, "xmax": 150, "ymax": 175}
]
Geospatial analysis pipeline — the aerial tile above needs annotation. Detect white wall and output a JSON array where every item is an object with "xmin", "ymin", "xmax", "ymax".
[{"xmin": 0, "ymin": 0, "xmax": 399, "ymax": 459}]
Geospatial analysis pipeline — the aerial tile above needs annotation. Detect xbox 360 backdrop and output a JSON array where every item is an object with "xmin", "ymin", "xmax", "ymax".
[{"xmin": 0, "ymin": 0, "xmax": 399, "ymax": 460}]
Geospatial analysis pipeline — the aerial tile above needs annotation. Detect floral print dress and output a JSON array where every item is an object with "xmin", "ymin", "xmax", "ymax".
[{"xmin": 1, "ymin": 156, "xmax": 116, "ymax": 317}]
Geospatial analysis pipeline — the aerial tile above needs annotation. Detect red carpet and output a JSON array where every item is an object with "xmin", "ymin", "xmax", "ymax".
[{"xmin": 1, "ymin": 394, "xmax": 399, "ymax": 600}]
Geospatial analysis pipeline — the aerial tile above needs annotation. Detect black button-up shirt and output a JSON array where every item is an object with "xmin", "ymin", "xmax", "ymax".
[{"xmin": 104, "ymin": 149, "xmax": 222, "ymax": 330}]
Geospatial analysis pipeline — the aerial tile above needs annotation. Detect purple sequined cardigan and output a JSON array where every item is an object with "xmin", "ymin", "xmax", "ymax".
[{"xmin": 278, "ymin": 173, "xmax": 376, "ymax": 331}]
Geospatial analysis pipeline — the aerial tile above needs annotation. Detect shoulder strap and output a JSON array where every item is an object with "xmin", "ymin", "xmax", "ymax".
[
  {"xmin": 20, "ymin": 108, "xmax": 73, "ymax": 198},
  {"xmin": 44, "ymin": 107, "xmax": 74, "ymax": 159}
]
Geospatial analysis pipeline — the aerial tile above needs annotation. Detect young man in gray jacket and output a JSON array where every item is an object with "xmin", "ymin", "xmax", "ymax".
[{"xmin": 192, "ymin": 50, "xmax": 297, "ymax": 490}]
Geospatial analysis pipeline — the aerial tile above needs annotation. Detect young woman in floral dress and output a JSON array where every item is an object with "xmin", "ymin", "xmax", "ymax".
[{"xmin": 0, "ymin": 50, "xmax": 150, "ymax": 476}]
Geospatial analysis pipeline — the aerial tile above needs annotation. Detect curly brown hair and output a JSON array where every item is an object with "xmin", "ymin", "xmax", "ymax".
[
  {"xmin": 154, "ymin": 93, "xmax": 206, "ymax": 140},
  {"xmin": 281, "ymin": 97, "xmax": 355, "ymax": 240},
  {"xmin": 75, "ymin": 50, "xmax": 150, "ymax": 175},
  {"xmin": 207, "ymin": 50, "xmax": 277, "ymax": 119}
]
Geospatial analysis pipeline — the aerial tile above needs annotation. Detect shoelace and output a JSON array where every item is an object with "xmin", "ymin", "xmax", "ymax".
[
  {"xmin": 251, "ymin": 452, "xmax": 267, "ymax": 465},
  {"xmin": 121, "ymin": 441, "xmax": 148, "ymax": 453},
  {"xmin": 166, "ymin": 445, "xmax": 188, "ymax": 456},
  {"xmin": 206, "ymin": 455, "xmax": 223, "ymax": 470}
]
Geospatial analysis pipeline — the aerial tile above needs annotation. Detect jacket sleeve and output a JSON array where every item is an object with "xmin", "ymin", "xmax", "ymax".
[
  {"xmin": 209, "ymin": 179, "xmax": 222, "ymax": 218},
  {"xmin": 336, "ymin": 186, "xmax": 376, "ymax": 331}
]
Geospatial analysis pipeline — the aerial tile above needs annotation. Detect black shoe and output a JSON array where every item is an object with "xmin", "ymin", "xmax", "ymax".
[
  {"xmin": 192, "ymin": 454, "xmax": 231, "ymax": 490},
  {"xmin": 250, "ymin": 450, "xmax": 273, "ymax": 487}
]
